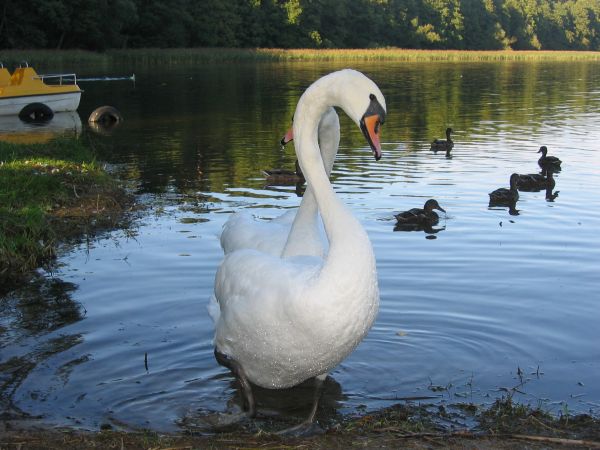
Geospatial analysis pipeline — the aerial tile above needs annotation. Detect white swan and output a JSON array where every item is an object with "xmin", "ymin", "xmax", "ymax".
[
  {"xmin": 219, "ymin": 107, "xmax": 340, "ymax": 258},
  {"xmin": 212, "ymin": 69, "xmax": 386, "ymax": 425}
]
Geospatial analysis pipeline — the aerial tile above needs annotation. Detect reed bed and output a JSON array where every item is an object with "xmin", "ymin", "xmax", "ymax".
[
  {"xmin": 107, "ymin": 48, "xmax": 600, "ymax": 64},
  {"xmin": 2, "ymin": 48, "xmax": 600, "ymax": 68}
]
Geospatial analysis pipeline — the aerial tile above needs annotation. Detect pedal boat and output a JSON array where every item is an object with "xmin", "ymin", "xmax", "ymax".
[{"xmin": 0, "ymin": 64, "xmax": 82, "ymax": 116}]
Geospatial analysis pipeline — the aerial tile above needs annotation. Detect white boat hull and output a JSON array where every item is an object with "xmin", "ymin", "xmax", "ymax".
[{"xmin": 0, "ymin": 91, "xmax": 81, "ymax": 116}]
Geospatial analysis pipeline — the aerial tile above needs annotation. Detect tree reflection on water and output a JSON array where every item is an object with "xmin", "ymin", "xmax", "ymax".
[{"xmin": 0, "ymin": 276, "xmax": 84, "ymax": 421}]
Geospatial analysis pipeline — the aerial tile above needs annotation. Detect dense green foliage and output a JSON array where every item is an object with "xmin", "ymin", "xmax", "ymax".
[{"xmin": 1, "ymin": 0, "xmax": 599, "ymax": 51}]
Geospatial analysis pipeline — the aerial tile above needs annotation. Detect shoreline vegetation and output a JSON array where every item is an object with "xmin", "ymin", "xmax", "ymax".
[
  {"xmin": 1, "ymin": 48, "xmax": 600, "ymax": 68},
  {"xmin": 0, "ymin": 137, "xmax": 132, "ymax": 290},
  {"xmin": 2, "ymin": 397, "xmax": 600, "ymax": 449}
]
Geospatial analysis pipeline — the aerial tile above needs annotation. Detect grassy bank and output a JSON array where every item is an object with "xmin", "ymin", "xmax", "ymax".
[
  {"xmin": 0, "ymin": 137, "xmax": 130, "ymax": 288},
  {"xmin": 2, "ymin": 398, "xmax": 599, "ymax": 449},
  {"xmin": 2, "ymin": 48, "xmax": 600, "ymax": 67}
]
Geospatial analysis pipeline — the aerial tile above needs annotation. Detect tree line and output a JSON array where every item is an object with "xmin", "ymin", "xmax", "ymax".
[{"xmin": 1, "ymin": 0, "xmax": 599, "ymax": 51}]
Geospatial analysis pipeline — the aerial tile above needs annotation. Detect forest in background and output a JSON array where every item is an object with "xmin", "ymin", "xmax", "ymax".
[{"xmin": 1, "ymin": 0, "xmax": 599, "ymax": 52}]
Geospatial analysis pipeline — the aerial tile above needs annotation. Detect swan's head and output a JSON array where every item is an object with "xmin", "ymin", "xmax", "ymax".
[
  {"xmin": 359, "ymin": 93, "xmax": 386, "ymax": 161},
  {"xmin": 328, "ymin": 70, "xmax": 386, "ymax": 160},
  {"xmin": 296, "ymin": 69, "xmax": 386, "ymax": 161}
]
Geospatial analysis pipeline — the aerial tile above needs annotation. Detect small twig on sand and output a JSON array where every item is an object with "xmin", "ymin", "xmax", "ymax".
[
  {"xmin": 508, "ymin": 434, "xmax": 600, "ymax": 448},
  {"xmin": 371, "ymin": 430, "xmax": 600, "ymax": 448}
]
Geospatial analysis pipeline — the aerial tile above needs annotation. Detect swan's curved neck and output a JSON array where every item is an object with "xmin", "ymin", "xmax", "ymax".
[
  {"xmin": 292, "ymin": 76, "xmax": 372, "ymax": 261},
  {"xmin": 281, "ymin": 108, "xmax": 339, "ymax": 258}
]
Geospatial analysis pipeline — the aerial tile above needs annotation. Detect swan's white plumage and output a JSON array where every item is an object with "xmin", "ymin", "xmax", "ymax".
[
  {"xmin": 212, "ymin": 69, "xmax": 384, "ymax": 389},
  {"xmin": 219, "ymin": 107, "xmax": 340, "ymax": 258}
]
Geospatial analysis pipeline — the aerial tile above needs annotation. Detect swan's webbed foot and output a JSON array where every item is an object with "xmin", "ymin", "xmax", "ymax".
[{"xmin": 214, "ymin": 349, "xmax": 256, "ymax": 417}]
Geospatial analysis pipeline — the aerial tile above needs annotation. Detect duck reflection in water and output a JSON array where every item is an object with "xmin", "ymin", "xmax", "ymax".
[
  {"xmin": 394, "ymin": 199, "xmax": 446, "ymax": 234},
  {"xmin": 264, "ymin": 178, "xmax": 306, "ymax": 198}
]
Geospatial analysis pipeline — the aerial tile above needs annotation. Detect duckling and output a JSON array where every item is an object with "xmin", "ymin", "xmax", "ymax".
[
  {"xmin": 263, "ymin": 159, "xmax": 305, "ymax": 185},
  {"xmin": 430, "ymin": 128, "xmax": 454, "ymax": 154},
  {"xmin": 395, "ymin": 199, "xmax": 446, "ymax": 226},
  {"xmin": 489, "ymin": 173, "xmax": 520, "ymax": 204},
  {"xmin": 516, "ymin": 170, "xmax": 554, "ymax": 192},
  {"xmin": 537, "ymin": 146, "xmax": 561, "ymax": 170}
]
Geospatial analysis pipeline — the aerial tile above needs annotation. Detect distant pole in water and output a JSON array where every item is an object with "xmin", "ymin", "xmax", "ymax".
[{"xmin": 77, "ymin": 74, "xmax": 135, "ymax": 85}]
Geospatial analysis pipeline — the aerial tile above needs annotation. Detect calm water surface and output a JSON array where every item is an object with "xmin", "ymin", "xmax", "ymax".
[{"xmin": 1, "ymin": 60, "xmax": 600, "ymax": 431}]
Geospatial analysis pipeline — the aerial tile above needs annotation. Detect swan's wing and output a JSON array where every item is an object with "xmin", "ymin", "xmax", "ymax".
[
  {"xmin": 214, "ymin": 249, "xmax": 321, "ymax": 317},
  {"xmin": 213, "ymin": 249, "xmax": 325, "ymax": 386},
  {"xmin": 220, "ymin": 210, "xmax": 291, "ymax": 255}
]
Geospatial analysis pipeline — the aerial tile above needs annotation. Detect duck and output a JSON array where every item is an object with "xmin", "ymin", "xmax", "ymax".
[
  {"xmin": 219, "ymin": 107, "xmax": 340, "ymax": 258},
  {"xmin": 489, "ymin": 173, "xmax": 520, "ymax": 205},
  {"xmin": 210, "ymin": 69, "xmax": 386, "ymax": 431},
  {"xmin": 263, "ymin": 109, "xmax": 340, "ymax": 186},
  {"xmin": 262, "ymin": 159, "xmax": 305, "ymax": 185},
  {"xmin": 516, "ymin": 170, "xmax": 555, "ymax": 192},
  {"xmin": 395, "ymin": 199, "xmax": 445, "ymax": 226},
  {"xmin": 430, "ymin": 127, "xmax": 454, "ymax": 155},
  {"xmin": 537, "ymin": 146, "xmax": 562, "ymax": 170}
]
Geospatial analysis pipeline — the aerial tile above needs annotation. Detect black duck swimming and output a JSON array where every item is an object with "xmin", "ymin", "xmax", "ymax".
[
  {"xmin": 489, "ymin": 173, "xmax": 520, "ymax": 204},
  {"xmin": 537, "ymin": 146, "xmax": 562, "ymax": 170},
  {"xmin": 516, "ymin": 170, "xmax": 555, "ymax": 192},
  {"xmin": 263, "ymin": 159, "xmax": 305, "ymax": 185},
  {"xmin": 395, "ymin": 199, "xmax": 446, "ymax": 226},
  {"xmin": 430, "ymin": 127, "xmax": 454, "ymax": 154}
]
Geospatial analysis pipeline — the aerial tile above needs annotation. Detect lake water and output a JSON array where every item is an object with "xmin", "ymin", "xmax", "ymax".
[{"xmin": 1, "ymin": 60, "xmax": 600, "ymax": 432}]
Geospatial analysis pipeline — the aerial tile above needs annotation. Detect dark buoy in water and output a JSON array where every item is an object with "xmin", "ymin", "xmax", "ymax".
[
  {"xmin": 88, "ymin": 105, "xmax": 123, "ymax": 134},
  {"xmin": 19, "ymin": 103, "xmax": 54, "ymax": 123}
]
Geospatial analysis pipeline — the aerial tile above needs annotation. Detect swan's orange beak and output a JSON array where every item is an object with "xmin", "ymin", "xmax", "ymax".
[
  {"xmin": 280, "ymin": 126, "xmax": 293, "ymax": 146},
  {"xmin": 360, "ymin": 114, "xmax": 382, "ymax": 160}
]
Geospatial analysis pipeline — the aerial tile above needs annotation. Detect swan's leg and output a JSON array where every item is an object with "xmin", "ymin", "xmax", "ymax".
[
  {"xmin": 276, "ymin": 373, "xmax": 327, "ymax": 436},
  {"xmin": 214, "ymin": 349, "xmax": 256, "ymax": 417},
  {"xmin": 305, "ymin": 373, "xmax": 327, "ymax": 423}
]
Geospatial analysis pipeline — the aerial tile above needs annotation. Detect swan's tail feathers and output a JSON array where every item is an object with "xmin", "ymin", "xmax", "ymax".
[{"xmin": 207, "ymin": 294, "xmax": 220, "ymax": 323}]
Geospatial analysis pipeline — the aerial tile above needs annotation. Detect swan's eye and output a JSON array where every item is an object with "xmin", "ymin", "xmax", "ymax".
[{"xmin": 364, "ymin": 95, "xmax": 386, "ymax": 126}]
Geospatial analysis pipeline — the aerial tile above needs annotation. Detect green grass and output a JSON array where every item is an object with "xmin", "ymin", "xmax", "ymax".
[
  {"xmin": 0, "ymin": 137, "xmax": 126, "ymax": 287},
  {"xmin": 2, "ymin": 48, "xmax": 600, "ymax": 68}
]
